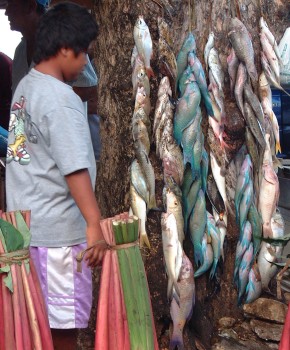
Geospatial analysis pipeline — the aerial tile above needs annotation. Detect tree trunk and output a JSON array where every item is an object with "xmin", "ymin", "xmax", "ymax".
[{"xmin": 78, "ymin": 0, "xmax": 290, "ymax": 349}]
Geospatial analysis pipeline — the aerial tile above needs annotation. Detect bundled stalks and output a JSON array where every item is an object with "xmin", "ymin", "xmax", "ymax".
[
  {"xmin": 93, "ymin": 212, "xmax": 158, "ymax": 350},
  {"xmin": 0, "ymin": 210, "xmax": 53, "ymax": 350}
]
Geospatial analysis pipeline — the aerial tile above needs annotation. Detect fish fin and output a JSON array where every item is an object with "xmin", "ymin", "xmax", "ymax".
[
  {"xmin": 275, "ymin": 141, "xmax": 281, "ymax": 155},
  {"xmin": 146, "ymin": 66, "xmax": 155, "ymax": 79},
  {"xmin": 169, "ymin": 336, "xmax": 184, "ymax": 350},
  {"xmin": 140, "ymin": 232, "xmax": 151, "ymax": 249},
  {"xmin": 194, "ymin": 243, "xmax": 203, "ymax": 266},
  {"xmin": 209, "ymin": 259, "xmax": 218, "ymax": 279},
  {"xmin": 148, "ymin": 195, "xmax": 157, "ymax": 210}
]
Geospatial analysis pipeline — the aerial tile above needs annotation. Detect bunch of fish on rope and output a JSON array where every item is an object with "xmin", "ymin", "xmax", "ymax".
[
  {"xmin": 130, "ymin": 11, "xmax": 289, "ymax": 350},
  {"xmin": 225, "ymin": 16, "xmax": 288, "ymax": 305}
]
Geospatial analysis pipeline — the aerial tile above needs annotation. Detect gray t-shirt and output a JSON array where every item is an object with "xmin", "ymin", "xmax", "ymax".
[{"xmin": 6, "ymin": 68, "xmax": 96, "ymax": 247}]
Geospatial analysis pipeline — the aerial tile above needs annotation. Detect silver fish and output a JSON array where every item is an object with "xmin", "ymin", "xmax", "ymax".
[
  {"xmin": 161, "ymin": 212, "xmax": 183, "ymax": 301},
  {"xmin": 228, "ymin": 17, "xmax": 258, "ymax": 83},
  {"xmin": 170, "ymin": 252, "xmax": 195, "ymax": 350},
  {"xmin": 130, "ymin": 183, "xmax": 150, "ymax": 248},
  {"xmin": 133, "ymin": 15, "xmax": 154, "ymax": 78},
  {"xmin": 166, "ymin": 188, "xmax": 185, "ymax": 243},
  {"xmin": 227, "ymin": 47, "xmax": 239, "ymax": 97},
  {"xmin": 208, "ymin": 47, "xmax": 224, "ymax": 93},
  {"xmin": 204, "ymin": 32, "xmax": 215, "ymax": 72}
]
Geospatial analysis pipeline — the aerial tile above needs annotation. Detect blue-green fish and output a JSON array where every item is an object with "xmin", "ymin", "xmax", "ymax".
[
  {"xmin": 183, "ymin": 177, "xmax": 201, "ymax": 235},
  {"xmin": 176, "ymin": 32, "xmax": 196, "ymax": 88},
  {"xmin": 239, "ymin": 179, "xmax": 254, "ymax": 231},
  {"xmin": 207, "ymin": 212, "xmax": 221, "ymax": 279},
  {"xmin": 245, "ymin": 264, "xmax": 262, "ymax": 304},
  {"xmin": 194, "ymin": 232, "xmax": 213, "ymax": 278},
  {"xmin": 173, "ymin": 78, "xmax": 201, "ymax": 146},
  {"xmin": 200, "ymin": 147, "xmax": 209, "ymax": 193},
  {"xmin": 238, "ymin": 242, "xmax": 254, "ymax": 305},
  {"xmin": 187, "ymin": 51, "xmax": 214, "ymax": 118}
]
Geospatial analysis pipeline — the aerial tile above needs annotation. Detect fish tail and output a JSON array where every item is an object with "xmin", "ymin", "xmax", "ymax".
[
  {"xmin": 275, "ymin": 141, "xmax": 281, "ymax": 155},
  {"xmin": 209, "ymin": 259, "xmax": 218, "ymax": 279},
  {"xmin": 194, "ymin": 243, "xmax": 203, "ymax": 266},
  {"xmin": 148, "ymin": 195, "xmax": 157, "ymax": 210},
  {"xmin": 169, "ymin": 333, "xmax": 184, "ymax": 350},
  {"xmin": 262, "ymin": 223, "xmax": 273, "ymax": 238},
  {"xmin": 146, "ymin": 66, "xmax": 155, "ymax": 79},
  {"xmin": 139, "ymin": 232, "xmax": 151, "ymax": 249}
]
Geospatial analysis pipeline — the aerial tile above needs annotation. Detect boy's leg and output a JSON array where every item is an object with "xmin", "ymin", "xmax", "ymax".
[{"xmin": 51, "ymin": 329, "xmax": 77, "ymax": 350}]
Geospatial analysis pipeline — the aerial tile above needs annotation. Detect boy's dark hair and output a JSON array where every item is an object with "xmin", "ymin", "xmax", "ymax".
[{"xmin": 33, "ymin": 2, "xmax": 98, "ymax": 64}]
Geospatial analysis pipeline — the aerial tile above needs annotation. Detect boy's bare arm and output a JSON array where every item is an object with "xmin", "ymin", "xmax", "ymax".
[{"xmin": 65, "ymin": 169, "xmax": 106, "ymax": 267}]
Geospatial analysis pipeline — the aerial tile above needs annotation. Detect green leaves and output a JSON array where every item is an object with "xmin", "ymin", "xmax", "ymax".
[{"xmin": 0, "ymin": 219, "xmax": 24, "ymax": 253}]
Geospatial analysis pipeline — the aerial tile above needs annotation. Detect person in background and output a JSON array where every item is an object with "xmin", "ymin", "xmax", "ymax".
[
  {"xmin": 0, "ymin": 51, "xmax": 12, "ymax": 130},
  {"xmin": 0, "ymin": 52, "xmax": 11, "ymax": 156},
  {"xmin": 5, "ymin": 0, "xmax": 101, "ymax": 161},
  {"xmin": 87, "ymin": 43, "xmax": 102, "ymax": 163},
  {"xmin": 6, "ymin": 2, "xmax": 106, "ymax": 349}
]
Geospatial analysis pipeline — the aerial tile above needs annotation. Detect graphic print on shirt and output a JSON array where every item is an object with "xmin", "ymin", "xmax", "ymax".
[{"xmin": 6, "ymin": 96, "xmax": 31, "ymax": 165}]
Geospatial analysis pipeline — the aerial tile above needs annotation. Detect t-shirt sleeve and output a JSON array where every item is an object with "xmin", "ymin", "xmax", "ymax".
[{"xmin": 46, "ymin": 105, "xmax": 93, "ymax": 176}]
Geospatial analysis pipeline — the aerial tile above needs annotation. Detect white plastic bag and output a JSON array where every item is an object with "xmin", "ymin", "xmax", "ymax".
[{"xmin": 279, "ymin": 27, "xmax": 290, "ymax": 87}]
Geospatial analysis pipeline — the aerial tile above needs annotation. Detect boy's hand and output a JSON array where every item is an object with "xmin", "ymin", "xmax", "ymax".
[{"xmin": 85, "ymin": 226, "xmax": 107, "ymax": 267}]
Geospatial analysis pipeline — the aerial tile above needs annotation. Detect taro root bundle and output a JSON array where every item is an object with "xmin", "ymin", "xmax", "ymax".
[
  {"xmin": 94, "ymin": 212, "xmax": 158, "ymax": 350},
  {"xmin": 0, "ymin": 210, "xmax": 53, "ymax": 350}
]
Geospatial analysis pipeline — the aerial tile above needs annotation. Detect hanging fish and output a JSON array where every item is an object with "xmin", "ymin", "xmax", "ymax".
[
  {"xmin": 228, "ymin": 17, "xmax": 258, "ymax": 84},
  {"xmin": 234, "ymin": 62, "xmax": 247, "ymax": 117},
  {"xmin": 208, "ymin": 47, "xmax": 225, "ymax": 94},
  {"xmin": 260, "ymin": 31, "xmax": 280, "ymax": 83},
  {"xmin": 207, "ymin": 211, "xmax": 222, "ymax": 279},
  {"xmin": 166, "ymin": 187, "xmax": 185, "ymax": 243},
  {"xmin": 130, "ymin": 183, "xmax": 150, "ymax": 248},
  {"xmin": 130, "ymin": 159, "xmax": 150, "ymax": 208},
  {"xmin": 173, "ymin": 77, "xmax": 201, "ymax": 146},
  {"xmin": 176, "ymin": 32, "xmax": 196, "ymax": 87},
  {"xmin": 161, "ymin": 212, "xmax": 183, "ymax": 301},
  {"xmin": 234, "ymin": 154, "xmax": 252, "ymax": 223},
  {"xmin": 194, "ymin": 232, "xmax": 214, "ymax": 278},
  {"xmin": 134, "ymin": 86, "xmax": 151, "ymax": 117},
  {"xmin": 187, "ymin": 52, "xmax": 215, "ymax": 118},
  {"xmin": 234, "ymin": 221, "xmax": 252, "ymax": 285},
  {"xmin": 189, "ymin": 189, "xmax": 207, "ymax": 266},
  {"xmin": 258, "ymin": 135, "xmax": 280, "ymax": 238},
  {"xmin": 133, "ymin": 15, "xmax": 154, "ymax": 79},
  {"xmin": 244, "ymin": 263, "xmax": 262, "ymax": 304},
  {"xmin": 183, "ymin": 177, "xmax": 201, "ymax": 235},
  {"xmin": 238, "ymin": 242, "xmax": 254, "ymax": 305},
  {"xmin": 259, "ymin": 17, "xmax": 282, "ymax": 65},
  {"xmin": 169, "ymin": 252, "xmax": 195, "ymax": 350},
  {"xmin": 248, "ymin": 203, "xmax": 262, "ymax": 258},
  {"xmin": 204, "ymin": 32, "xmax": 215, "ymax": 72},
  {"xmin": 227, "ymin": 47, "xmax": 239, "ymax": 97},
  {"xmin": 261, "ymin": 51, "xmax": 290, "ymax": 97}
]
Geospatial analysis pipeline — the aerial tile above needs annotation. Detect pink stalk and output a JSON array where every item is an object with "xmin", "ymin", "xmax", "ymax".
[
  {"xmin": 29, "ymin": 259, "xmax": 47, "ymax": 316},
  {"xmin": 26, "ymin": 264, "xmax": 54, "ymax": 349},
  {"xmin": 0, "ymin": 274, "xmax": 5, "ymax": 349},
  {"xmin": 108, "ymin": 254, "xmax": 117, "ymax": 350},
  {"xmin": 20, "ymin": 262, "xmax": 42, "ymax": 349},
  {"xmin": 11, "ymin": 264, "xmax": 25, "ymax": 349},
  {"xmin": 0, "ymin": 238, "xmax": 16, "ymax": 349},
  {"xmin": 95, "ymin": 251, "xmax": 111, "ymax": 350},
  {"xmin": 15, "ymin": 264, "xmax": 33, "ymax": 350},
  {"xmin": 112, "ymin": 252, "xmax": 126, "ymax": 349}
]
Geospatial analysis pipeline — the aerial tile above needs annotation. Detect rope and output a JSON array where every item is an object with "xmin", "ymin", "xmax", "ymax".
[
  {"xmin": 76, "ymin": 240, "xmax": 139, "ymax": 272},
  {"xmin": 0, "ymin": 248, "xmax": 30, "ymax": 265}
]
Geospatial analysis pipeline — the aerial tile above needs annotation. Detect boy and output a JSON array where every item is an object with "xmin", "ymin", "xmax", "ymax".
[{"xmin": 5, "ymin": 3, "xmax": 106, "ymax": 349}]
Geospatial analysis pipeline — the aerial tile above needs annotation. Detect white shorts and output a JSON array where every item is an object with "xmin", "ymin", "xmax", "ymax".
[{"xmin": 30, "ymin": 243, "xmax": 92, "ymax": 329}]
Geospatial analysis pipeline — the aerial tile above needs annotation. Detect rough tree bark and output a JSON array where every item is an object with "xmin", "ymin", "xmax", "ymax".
[{"xmin": 78, "ymin": 1, "xmax": 290, "ymax": 349}]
